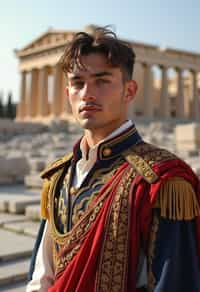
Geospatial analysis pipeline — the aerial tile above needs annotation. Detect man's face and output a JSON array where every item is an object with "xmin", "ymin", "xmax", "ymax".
[{"xmin": 66, "ymin": 53, "xmax": 137, "ymax": 136}]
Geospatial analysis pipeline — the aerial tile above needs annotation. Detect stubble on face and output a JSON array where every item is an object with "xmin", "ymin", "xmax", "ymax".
[{"xmin": 66, "ymin": 53, "xmax": 133, "ymax": 142}]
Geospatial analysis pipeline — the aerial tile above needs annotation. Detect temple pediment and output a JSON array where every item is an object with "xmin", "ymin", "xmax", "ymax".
[{"xmin": 17, "ymin": 29, "xmax": 74, "ymax": 55}]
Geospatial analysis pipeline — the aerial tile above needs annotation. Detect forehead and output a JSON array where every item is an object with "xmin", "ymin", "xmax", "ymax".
[{"xmin": 67, "ymin": 53, "xmax": 120, "ymax": 78}]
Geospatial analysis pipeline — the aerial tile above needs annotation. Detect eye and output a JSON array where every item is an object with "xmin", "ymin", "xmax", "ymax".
[
  {"xmin": 96, "ymin": 79, "xmax": 110, "ymax": 86},
  {"xmin": 72, "ymin": 81, "xmax": 84, "ymax": 89}
]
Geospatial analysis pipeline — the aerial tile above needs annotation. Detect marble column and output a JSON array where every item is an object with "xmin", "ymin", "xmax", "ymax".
[
  {"xmin": 143, "ymin": 63, "xmax": 154, "ymax": 118},
  {"xmin": 191, "ymin": 70, "xmax": 200, "ymax": 121},
  {"xmin": 130, "ymin": 62, "xmax": 144, "ymax": 117},
  {"xmin": 28, "ymin": 69, "xmax": 39, "ymax": 117},
  {"xmin": 52, "ymin": 64, "xmax": 62, "ymax": 117},
  {"xmin": 61, "ymin": 73, "xmax": 72, "ymax": 115},
  {"xmin": 159, "ymin": 66, "xmax": 170, "ymax": 118},
  {"xmin": 176, "ymin": 68, "xmax": 185, "ymax": 118},
  {"xmin": 38, "ymin": 66, "xmax": 49, "ymax": 117},
  {"xmin": 17, "ymin": 71, "xmax": 27, "ymax": 118}
]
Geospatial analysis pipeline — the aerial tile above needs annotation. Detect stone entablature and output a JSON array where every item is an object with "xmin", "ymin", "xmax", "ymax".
[{"xmin": 15, "ymin": 25, "xmax": 200, "ymax": 122}]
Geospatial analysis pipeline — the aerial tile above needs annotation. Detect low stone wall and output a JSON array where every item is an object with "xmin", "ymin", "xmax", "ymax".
[{"xmin": 0, "ymin": 120, "xmax": 199, "ymax": 185}]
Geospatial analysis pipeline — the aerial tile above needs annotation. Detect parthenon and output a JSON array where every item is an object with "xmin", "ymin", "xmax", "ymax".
[{"xmin": 15, "ymin": 25, "xmax": 200, "ymax": 122}]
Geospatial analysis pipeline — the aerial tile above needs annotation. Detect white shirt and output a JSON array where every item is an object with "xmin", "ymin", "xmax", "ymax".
[{"xmin": 27, "ymin": 120, "xmax": 146, "ymax": 291}]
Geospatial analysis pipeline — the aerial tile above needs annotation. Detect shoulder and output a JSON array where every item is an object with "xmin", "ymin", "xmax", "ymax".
[
  {"xmin": 40, "ymin": 152, "xmax": 73, "ymax": 179},
  {"xmin": 154, "ymin": 176, "xmax": 200, "ymax": 220},
  {"xmin": 123, "ymin": 142, "xmax": 200, "ymax": 220},
  {"xmin": 40, "ymin": 152, "xmax": 73, "ymax": 219},
  {"xmin": 122, "ymin": 142, "xmax": 176, "ymax": 183}
]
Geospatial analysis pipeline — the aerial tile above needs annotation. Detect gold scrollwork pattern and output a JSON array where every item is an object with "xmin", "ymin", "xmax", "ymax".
[
  {"xmin": 71, "ymin": 163, "xmax": 121, "ymax": 226},
  {"xmin": 147, "ymin": 210, "xmax": 159, "ymax": 292},
  {"xmin": 123, "ymin": 142, "xmax": 176, "ymax": 183},
  {"xmin": 133, "ymin": 143, "xmax": 176, "ymax": 167},
  {"xmin": 51, "ymin": 164, "xmax": 131, "ymax": 277},
  {"xmin": 96, "ymin": 166, "xmax": 137, "ymax": 292}
]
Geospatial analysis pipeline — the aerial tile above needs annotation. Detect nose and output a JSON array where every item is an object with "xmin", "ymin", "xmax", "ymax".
[{"xmin": 81, "ymin": 83, "xmax": 96, "ymax": 101}]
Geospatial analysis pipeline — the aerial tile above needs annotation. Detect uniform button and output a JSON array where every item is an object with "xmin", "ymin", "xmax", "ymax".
[
  {"xmin": 70, "ymin": 186, "xmax": 77, "ymax": 195},
  {"xmin": 103, "ymin": 147, "xmax": 112, "ymax": 157}
]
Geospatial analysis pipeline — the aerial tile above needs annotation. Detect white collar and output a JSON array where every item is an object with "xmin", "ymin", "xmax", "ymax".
[{"xmin": 80, "ymin": 120, "xmax": 133, "ymax": 161}]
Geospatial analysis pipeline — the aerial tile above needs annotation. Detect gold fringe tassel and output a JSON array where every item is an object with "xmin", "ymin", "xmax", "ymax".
[
  {"xmin": 40, "ymin": 179, "xmax": 50, "ymax": 219},
  {"xmin": 156, "ymin": 177, "xmax": 200, "ymax": 220}
]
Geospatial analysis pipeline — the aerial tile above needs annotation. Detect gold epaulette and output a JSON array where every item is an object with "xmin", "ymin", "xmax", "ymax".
[
  {"xmin": 40, "ymin": 179, "xmax": 51, "ymax": 219},
  {"xmin": 154, "ymin": 177, "xmax": 200, "ymax": 220},
  {"xmin": 40, "ymin": 152, "xmax": 73, "ymax": 219},
  {"xmin": 40, "ymin": 152, "xmax": 73, "ymax": 179},
  {"xmin": 123, "ymin": 148, "xmax": 158, "ymax": 184}
]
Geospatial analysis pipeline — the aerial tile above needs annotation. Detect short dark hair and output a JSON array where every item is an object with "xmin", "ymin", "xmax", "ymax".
[{"xmin": 60, "ymin": 26, "xmax": 136, "ymax": 81}]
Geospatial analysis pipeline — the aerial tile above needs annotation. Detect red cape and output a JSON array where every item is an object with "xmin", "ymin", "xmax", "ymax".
[{"xmin": 49, "ymin": 159, "xmax": 200, "ymax": 292}]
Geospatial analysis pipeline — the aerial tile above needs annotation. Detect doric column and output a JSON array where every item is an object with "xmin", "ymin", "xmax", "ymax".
[
  {"xmin": 27, "ymin": 69, "xmax": 39, "ymax": 117},
  {"xmin": 61, "ymin": 73, "xmax": 72, "ymax": 114},
  {"xmin": 38, "ymin": 66, "xmax": 49, "ymax": 117},
  {"xmin": 130, "ymin": 62, "xmax": 144, "ymax": 117},
  {"xmin": 143, "ymin": 63, "xmax": 154, "ymax": 118},
  {"xmin": 159, "ymin": 66, "xmax": 170, "ymax": 118},
  {"xmin": 176, "ymin": 68, "xmax": 185, "ymax": 118},
  {"xmin": 52, "ymin": 64, "xmax": 62, "ymax": 117},
  {"xmin": 17, "ymin": 71, "xmax": 27, "ymax": 119},
  {"xmin": 191, "ymin": 70, "xmax": 200, "ymax": 121}
]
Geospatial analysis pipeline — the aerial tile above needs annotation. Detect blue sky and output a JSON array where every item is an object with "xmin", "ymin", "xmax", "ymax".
[{"xmin": 0, "ymin": 0, "xmax": 199, "ymax": 103}]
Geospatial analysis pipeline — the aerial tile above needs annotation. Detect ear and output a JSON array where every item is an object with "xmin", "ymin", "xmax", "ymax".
[
  {"xmin": 124, "ymin": 80, "xmax": 137, "ymax": 103},
  {"xmin": 65, "ymin": 86, "xmax": 69, "ymax": 98}
]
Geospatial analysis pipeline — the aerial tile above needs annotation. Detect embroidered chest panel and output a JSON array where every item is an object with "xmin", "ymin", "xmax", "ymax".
[{"xmin": 48, "ymin": 157, "xmax": 125, "ymax": 239}]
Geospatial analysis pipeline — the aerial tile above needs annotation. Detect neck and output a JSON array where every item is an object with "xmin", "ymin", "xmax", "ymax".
[{"xmin": 84, "ymin": 120, "xmax": 127, "ymax": 148}]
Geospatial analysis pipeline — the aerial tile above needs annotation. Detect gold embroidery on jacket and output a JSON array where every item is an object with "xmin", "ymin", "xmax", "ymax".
[
  {"xmin": 71, "ymin": 163, "xmax": 121, "ymax": 226},
  {"xmin": 52, "ymin": 165, "xmax": 129, "ymax": 277},
  {"xmin": 148, "ymin": 210, "xmax": 159, "ymax": 292},
  {"xmin": 96, "ymin": 166, "xmax": 136, "ymax": 292},
  {"xmin": 123, "ymin": 143, "xmax": 176, "ymax": 184}
]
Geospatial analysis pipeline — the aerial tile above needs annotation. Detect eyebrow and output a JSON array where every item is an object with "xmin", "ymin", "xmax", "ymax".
[{"xmin": 69, "ymin": 71, "xmax": 113, "ymax": 81}]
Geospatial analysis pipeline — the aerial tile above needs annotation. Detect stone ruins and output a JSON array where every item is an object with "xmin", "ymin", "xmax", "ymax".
[
  {"xmin": 0, "ymin": 25, "xmax": 200, "ymax": 291},
  {"xmin": 15, "ymin": 25, "xmax": 200, "ymax": 122}
]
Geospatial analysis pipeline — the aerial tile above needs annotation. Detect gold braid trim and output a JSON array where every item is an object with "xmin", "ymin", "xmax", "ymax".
[
  {"xmin": 40, "ymin": 179, "xmax": 51, "ymax": 219},
  {"xmin": 40, "ymin": 152, "xmax": 73, "ymax": 220},
  {"xmin": 155, "ymin": 177, "xmax": 200, "ymax": 220},
  {"xmin": 148, "ymin": 211, "xmax": 159, "ymax": 292}
]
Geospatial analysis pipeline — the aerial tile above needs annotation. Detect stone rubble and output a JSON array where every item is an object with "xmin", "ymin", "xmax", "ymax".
[
  {"xmin": 0, "ymin": 119, "xmax": 200, "ymax": 186},
  {"xmin": 0, "ymin": 119, "xmax": 200, "ymax": 291}
]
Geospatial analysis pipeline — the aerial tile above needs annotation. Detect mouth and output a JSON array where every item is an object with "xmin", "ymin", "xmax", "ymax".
[{"xmin": 79, "ymin": 104, "xmax": 102, "ymax": 113}]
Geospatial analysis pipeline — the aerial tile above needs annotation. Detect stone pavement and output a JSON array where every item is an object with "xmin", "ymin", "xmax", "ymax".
[{"xmin": 0, "ymin": 184, "xmax": 41, "ymax": 291}]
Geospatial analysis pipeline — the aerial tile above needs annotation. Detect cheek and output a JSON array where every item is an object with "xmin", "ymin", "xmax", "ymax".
[{"xmin": 68, "ymin": 89, "xmax": 78, "ymax": 104}]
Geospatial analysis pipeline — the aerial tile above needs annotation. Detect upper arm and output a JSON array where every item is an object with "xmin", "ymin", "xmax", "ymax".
[
  {"xmin": 147, "ymin": 178, "xmax": 200, "ymax": 292},
  {"xmin": 26, "ymin": 220, "xmax": 54, "ymax": 292}
]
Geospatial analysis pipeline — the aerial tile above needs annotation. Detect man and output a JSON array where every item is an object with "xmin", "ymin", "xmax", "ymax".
[{"xmin": 27, "ymin": 27, "xmax": 200, "ymax": 292}]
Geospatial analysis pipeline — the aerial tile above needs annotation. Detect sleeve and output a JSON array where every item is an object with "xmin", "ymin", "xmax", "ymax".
[
  {"xmin": 26, "ymin": 220, "xmax": 54, "ymax": 292},
  {"xmin": 147, "ymin": 178, "xmax": 200, "ymax": 292}
]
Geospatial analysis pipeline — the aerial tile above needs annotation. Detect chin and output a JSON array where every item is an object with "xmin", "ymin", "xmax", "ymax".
[{"xmin": 79, "ymin": 119, "xmax": 95, "ymax": 129}]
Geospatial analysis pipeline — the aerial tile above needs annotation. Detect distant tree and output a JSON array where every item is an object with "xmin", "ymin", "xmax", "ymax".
[
  {"xmin": 0, "ymin": 91, "xmax": 4, "ymax": 118},
  {"xmin": 5, "ymin": 91, "xmax": 16, "ymax": 119}
]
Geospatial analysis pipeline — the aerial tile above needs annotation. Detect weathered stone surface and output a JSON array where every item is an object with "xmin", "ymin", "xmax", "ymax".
[
  {"xmin": 48, "ymin": 119, "xmax": 69, "ymax": 132},
  {"xmin": 25, "ymin": 204, "xmax": 40, "ymax": 221},
  {"xmin": 0, "ymin": 213, "xmax": 26, "ymax": 226},
  {"xmin": 0, "ymin": 185, "xmax": 39, "ymax": 212},
  {"xmin": 0, "ymin": 258, "xmax": 29, "ymax": 286},
  {"xmin": 3, "ymin": 220, "xmax": 40, "ymax": 237},
  {"xmin": 0, "ymin": 156, "xmax": 29, "ymax": 184},
  {"xmin": 0, "ymin": 229, "xmax": 34, "ymax": 260},
  {"xmin": 28, "ymin": 158, "xmax": 46, "ymax": 173},
  {"xmin": 175, "ymin": 123, "xmax": 200, "ymax": 151},
  {"xmin": 8, "ymin": 197, "xmax": 40, "ymax": 214},
  {"xmin": 0, "ymin": 195, "xmax": 30, "ymax": 213},
  {"xmin": 24, "ymin": 174, "xmax": 43, "ymax": 188},
  {"xmin": 0, "ymin": 119, "xmax": 48, "ymax": 139},
  {"xmin": 1, "ymin": 281, "xmax": 26, "ymax": 292}
]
